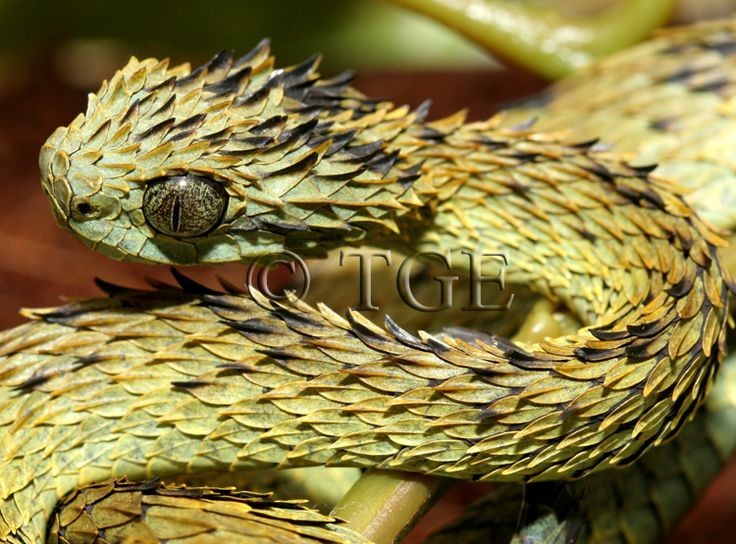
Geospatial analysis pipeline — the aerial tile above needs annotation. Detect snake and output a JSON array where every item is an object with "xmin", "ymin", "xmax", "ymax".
[{"xmin": 3, "ymin": 14, "xmax": 736, "ymax": 544}]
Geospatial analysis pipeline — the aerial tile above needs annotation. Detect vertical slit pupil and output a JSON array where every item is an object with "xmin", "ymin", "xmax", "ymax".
[
  {"xmin": 172, "ymin": 195, "xmax": 181, "ymax": 233},
  {"xmin": 143, "ymin": 174, "xmax": 227, "ymax": 238}
]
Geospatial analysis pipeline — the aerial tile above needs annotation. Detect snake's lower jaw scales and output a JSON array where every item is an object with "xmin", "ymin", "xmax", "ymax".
[{"xmin": 4, "ymin": 15, "xmax": 736, "ymax": 544}]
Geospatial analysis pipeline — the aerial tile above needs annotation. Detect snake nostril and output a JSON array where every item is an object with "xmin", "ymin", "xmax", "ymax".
[{"xmin": 75, "ymin": 201, "xmax": 92, "ymax": 215}]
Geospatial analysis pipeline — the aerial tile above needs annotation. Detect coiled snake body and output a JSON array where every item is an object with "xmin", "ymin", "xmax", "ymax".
[{"xmin": 2, "ymin": 17, "xmax": 736, "ymax": 544}]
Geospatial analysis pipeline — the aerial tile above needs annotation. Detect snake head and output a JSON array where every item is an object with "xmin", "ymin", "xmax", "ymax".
[{"xmin": 39, "ymin": 42, "xmax": 427, "ymax": 265}]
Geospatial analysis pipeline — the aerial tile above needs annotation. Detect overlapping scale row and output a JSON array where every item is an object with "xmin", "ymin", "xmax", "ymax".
[{"xmin": 50, "ymin": 479, "xmax": 370, "ymax": 544}]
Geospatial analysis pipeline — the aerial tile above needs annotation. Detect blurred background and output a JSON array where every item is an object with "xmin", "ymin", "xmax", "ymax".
[{"xmin": 1, "ymin": 1, "xmax": 736, "ymax": 542}]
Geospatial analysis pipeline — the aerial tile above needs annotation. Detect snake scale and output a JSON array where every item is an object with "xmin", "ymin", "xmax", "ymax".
[{"xmin": 2, "ymin": 15, "xmax": 736, "ymax": 544}]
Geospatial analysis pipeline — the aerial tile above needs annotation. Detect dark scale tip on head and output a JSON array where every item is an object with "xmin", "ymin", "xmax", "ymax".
[
  {"xmin": 145, "ymin": 76, "xmax": 177, "ymax": 96},
  {"xmin": 134, "ymin": 118, "xmax": 175, "ymax": 143},
  {"xmin": 630, "ymin": 163, "xmax": 659, "ymax": 176},
  {"xmin": 283, "ymin": 53, "xmax": 322, "ymax": 90},
  {"xmin": 576, "ymin": 225, "xmax": 597, "ymax": 243},
  {"xmin": 176, "ymin": 64, "xmax": 206, "ymax": 88},
  {"xmin": 344, "ymin": 140, "xmax": 384, "ymax": 161},
  {"xmin": 235, "ymin": 38, "xmax": 272, "ymax": 67},
  {"xmin": 251, "ymin": 115, "xmax": 288, "ymax": 136},
  {"xmin": 366, "ymin": 149, "xmax": 399, "ymax": 177},
  {"xmin": 266, "ymin": 151, "xmax": 319, "ymax": 177},
  {"xmin": 318, "ymin": 70, "xmax": 355, "ymax": 89},
  {"xmin": 323, "ymin": 129, "xmax": 357, "ymax": 156},
  {"xmin": 172, "ymin": 113, "xmax": 207, "ymax": 134},
  {"xmin": 277, "ymin": 118, "xmax": 319, "ymax": 146},
  {"xmin": 625, "ymin": 339, "xmax": 667, "ymax": 360},
  {"xmin": 205, "ymin": 50, "xmax": 235, "ymax": 79},
  {"xmin": 205, "ymin": 66, "xmax": 253, "ymax": 96}
]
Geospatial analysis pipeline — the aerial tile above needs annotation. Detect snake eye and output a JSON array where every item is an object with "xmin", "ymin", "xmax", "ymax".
[{"xmin": 143, "ymin": 175, "xmax": 228, "ymax": 238}]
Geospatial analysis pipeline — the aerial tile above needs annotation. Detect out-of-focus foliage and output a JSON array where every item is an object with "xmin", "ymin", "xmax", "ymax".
[
  {"xmin": 0, "ymin": 0, "xmax": 733, "ymax": 89},
  {"xmin": 0, "ymin": 0, "xmax": 491, "ymax": 73}
]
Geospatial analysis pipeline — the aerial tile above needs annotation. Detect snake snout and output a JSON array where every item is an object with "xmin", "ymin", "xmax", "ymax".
[
  {"xmin": 39, "ymin": 144, "xmax": 74, "ymax": 228},
  {"xmin": 40, "ymin": 177, "xmax": 71, "ymax": 230}
]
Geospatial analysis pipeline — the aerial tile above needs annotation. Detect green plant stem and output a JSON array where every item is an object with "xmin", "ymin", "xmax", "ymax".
[
  {"xmin": 331, "ymin": 469, "xmax": 449, "ymax": 543},
  {"xmin": 388, "ymin": 0, "xmax": 675, "ymax": 78}
]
